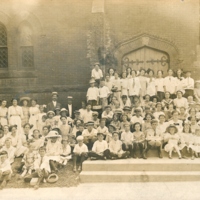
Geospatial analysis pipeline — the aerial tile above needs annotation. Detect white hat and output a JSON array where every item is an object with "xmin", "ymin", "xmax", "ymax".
[
  {"xmin": 47, "ymin": 110, "xmax": 55, "ymax": 116},
  {"xmin": 52, "ymin": 92, "xmax": 58, "ymax": 96},
  {"xmin": 60, "ymin": 108, "xmax": 68, "ymax": 113},
  {"xmin": 67, "ymin": 96, "xmax": 73, "ymax": 99},
  {"xmin": 45, "ymin": 131, "xmax": 61, "ymax": 138},
  {"xmin": 89, "ymin": 79, "xmax": 95, "ymax": 84},
  {"xmin": 77, "ymin": 136, "xmax": 84, "ymax": 141}
]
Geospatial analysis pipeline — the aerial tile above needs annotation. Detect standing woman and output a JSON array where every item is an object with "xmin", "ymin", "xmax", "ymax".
[
  {"xmin": 126, "ymin": 67, "xmax": 132, "ymax": 79},
  {"xmin": 146, "ymin": 69, "xmax": 156, "ymax": 100},
  {"xmin": 20, "ymin": 97, "xmax": 30, "ymax": 127},
  {"xmin": 29, "ymin": 99, "xmax": 40, "ymax": 130},
  {"xmin": 108, "ymin": 68, "xmax": 115, "ymax": 82},
  {"xmin": 155, "ymin": 70, "xmax": 165, "ymax": 101},
  {"xmin": 8, "ymin": 98, "xmax": 24, "ymax": 132},
  {"xmin": 0, "ymin": 100, "xmax": 8, "ymax": 126},
  {"xmin": 175, "ymin": 68, "xmax": 184, "ymax": 91},
  {"xmin": 138, "ymin": 68, "xmax": 148, "ymax": 97}
]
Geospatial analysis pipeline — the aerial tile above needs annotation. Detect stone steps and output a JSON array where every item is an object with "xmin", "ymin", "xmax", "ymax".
[
  {"xmin": 80, "ymin": 171, "xmax": 200, "ymax": 183},
  {"xmin": 80, "ymin": 149, "xmax": 200, "ymax": 183}
]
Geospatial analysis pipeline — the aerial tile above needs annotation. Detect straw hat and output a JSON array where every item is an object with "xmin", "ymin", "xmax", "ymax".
[
  {"xmin": 45, "ymin": 131, "xmax": 61, "ymax": 138},
  {"xmin": 166, "ymin": 124, "xmax": 178, "ymax": 133},
  {"xmin": 20, "ymin": 97, "xmax": 31, "ymax": 103}
]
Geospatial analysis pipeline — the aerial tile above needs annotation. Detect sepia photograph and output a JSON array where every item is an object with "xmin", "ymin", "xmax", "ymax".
[{"xmin": 0, "ymin": 0, "xmax": 200, "ymax": 199}]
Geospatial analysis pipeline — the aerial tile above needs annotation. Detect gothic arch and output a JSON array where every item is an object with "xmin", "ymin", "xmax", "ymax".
[{"xmin": 113, "ymin": 33, "xmax": 182, "ymax": 73}]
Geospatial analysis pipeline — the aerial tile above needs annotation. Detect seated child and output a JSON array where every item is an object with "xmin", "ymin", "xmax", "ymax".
[
  {"xmin": 110, "ymin": 113, "xmax": 121, "ymax": 132},
  {"xmin": 156, "ymin": 114, "xmax": 168, "ymax": 135},
  {"xmin": 59, "ymin": 137, "xmax": 71, "ymax": 166},
  {"xmin": 101, "ymin": 105, "xmax": 114, "ymax": 124},
  {"xmin": 88, "ymin": 133, "xmax": 110, "ymax": 160},
  {"xmin": 75, "ymin": 123, "xmax": 84, "ymax": 138},
  {"xmin": 45, "ymin": 111, "xmax": 55, "ymax": 129},
  {"xmin": 121, "ymin": 123, "xmax": 133, "ymax": 158},
  {"xmin": 179, "ymin": 122, "xmax": 195, "ymax": 159},
  {"xmin": 178, "ymin": 107, "xmax": 188, "ymax": 121},
  {"xmin": 191, "ymin": 128, "xmax": 200, "ymax": 158},
  {"xmin": 106, "ymin": 124, "xmax": 116, "ymax": 143},
  {"xmin": 19, "ymin": 143, "xmax": 38, "ymax": 178},
  {"xmin": 45, "ymin": 131, "xmax": 62, "ymax": 173},
  {"xmin": 0, "ymin": 129, "xmax": 5, "ymax": 150},
  {"xmin": 72, "ymin": 136, "xmax": 88, "ymax": 172},
  {"xmin": 109, "ymin": 131, "xmax": 129, "ymax": 159},
  {"xmin": 194, "ymin": 80, "xmax": 200, "ymax": 102},
  {"xmin": 132, "ymin": 122, "xmax": 145, "ymax": 159},
  {"xmin": 29, "ymin": 129, "xmax": 44, "ymax": 151},
  {"xmin": 0, "ymin": 151, "xmax": 12, "ymax": 189},
  {"xmin": 82, "ymin": 121, "xmax": 97, "ymax": 151},
  {"xmin": 164, "ymin": 104, "xmax": 175, "ymax": 121},
  {"xmin": 92, "ymin": 112, "xmax": 100, "ymax": 129},
  {"xmin": 130, "ymin": 108, "xmax": 144, "ymax": 125},
  {"xmin": 144, "ymin": 119, "xmax": 163, "ymax": 159},
  {"xmin": 59, "ymin": 116, "xmax": 72, "ymax": 137},
  {"xmin": 2, "ymin": 138, "xmax": 16, "ymax": 164},
  {"xmin": 97, "ymin": 118, "xmax": 109, "ymax": 140},
  {"xmin": 164, "ymin": 125, "xmax": 182, "ymax": 159},
  {"xmin": 142, "ymin": 113, "xmax": 154, "ymax": 134},
  {"xmin": 153, "ymin": 102, "xmax": 165, "ymax": 120},
  {"xmin": 25, "ymin": 146, "xmax": 50, "ymax": 190}
]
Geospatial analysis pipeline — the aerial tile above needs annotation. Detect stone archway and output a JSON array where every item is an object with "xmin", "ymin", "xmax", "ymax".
[{"xmin": 113, "ymin": 33, "xmax": 181, "ymax": 74}]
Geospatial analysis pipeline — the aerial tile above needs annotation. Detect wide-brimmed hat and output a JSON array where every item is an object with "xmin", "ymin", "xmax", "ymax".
[
  {"xmin": 20, "ymin": 97, "xmax": 31, "ymax": 103},
  {"xmin": 47, "ymin": 110, "xmax": 55, "ymax": 116},
  {"xmin": 94, "ymin": 62, "xmax": 100, "ymax": 66},
  {"xmin": 176, "ymin": 89, "xmax": 185, "ymax": 95},
  {"xmin": 86, "ymin": 121, "xmax": 94, "ymax": 126},
  {"xmin": 45, "ymin": 130, "xmax": 61, "ymax": 138},
  {"xmin": 92, "ymin": 111, "xmax": 99, "ymax": 116},
  {"xmin": 60, "ymin": 108, "xmax": 68, "ymax": 113},
  {"xmin": 77, "ymin": 135, "xmax": 84, "ymax": 141},
  {"xmin": 104, "ymin": 105, "xmax": 111, "ymax": 110},
  {"xmin": 74, "ymin": 110, "xmax": 80, "ymax": 114},
  {"xmin": 47, "ymin": 174, "xmax": 59, "ymax": 183},
  {"xmin": 166, "ymin": 124, "xmax": 178, "ymax": 133}
]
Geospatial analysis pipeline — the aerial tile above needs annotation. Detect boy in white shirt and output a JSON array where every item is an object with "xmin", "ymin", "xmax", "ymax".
[
  {"xmin": 121, "ymin": 123, "xmax": 133, "ymax": 157},
  {"xmin": 82, "ymin": 103, "xmax": 93, "ymax": 123},
  {"xmin": 109, "ymin": 131, "xmax": 129, "ymax": 159},
  {"xmin": 91, "ymin": 62, "xmax": 103, "ymax": 86},
  {"xmin": 163, "ymin": 69, "xmax": 177, "ymax": 99},
  {"xmin": 89, "ymin": 133, "xmax": 110, "ymax": 160},
  {"xmin": 99, "ymin": 80, "xmax": 110, "ymax": 109},
  {"xmin": 82, "ymin": 121, "xmax": 97, "ymax": 150},
  {"xmin": 97, "ymin": 118, "xmax": 109, "ymax": 139},
  {"xmin": 182, "ymin": 71, "xmax": 194, "ymax": 98},
  {"xmin": 86, "ymin": 79, "xmax": 99, "ymax": 108},
  {"xmin": 73, "ymin": 136, "xmax": 88, "ymax": 172},
  {"xmin": 0, "ymin": 151, "xmax": 12, "ymax": 190}
]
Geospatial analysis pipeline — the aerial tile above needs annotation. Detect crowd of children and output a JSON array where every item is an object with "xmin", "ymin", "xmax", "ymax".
[{"xmin": 0, "ymin": 63, "xmax": 200, "ymax": 190}]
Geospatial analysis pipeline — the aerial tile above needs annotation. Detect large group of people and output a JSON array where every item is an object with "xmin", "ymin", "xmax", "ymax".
[{"xmin": 1, "ymin": 62, "xmax": 200, "ymax": 190}]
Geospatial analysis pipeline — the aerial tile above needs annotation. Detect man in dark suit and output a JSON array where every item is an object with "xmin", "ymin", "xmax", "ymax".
[
  {"xmin": 67, "ymin": 96, "xmax": 76, "ymax": 119},
  {"xmin": 47, "ymin": 92, "xmax": 61, "ymax": 112}
]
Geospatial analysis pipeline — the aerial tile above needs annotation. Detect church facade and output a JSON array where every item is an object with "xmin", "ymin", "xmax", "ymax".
[{"xmin": 0, "ymin": 0, "xmax": 199, "ymax": 108}]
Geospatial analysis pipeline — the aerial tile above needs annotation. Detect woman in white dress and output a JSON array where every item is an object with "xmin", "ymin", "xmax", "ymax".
[
  {"xmin": 29, "ymin": 99, "xmax": 40, "ymax": 130},
  {"xmin": 138, "ymin": 68, "xmax": 148, "ymax": 97},
  {"xmin": 0, "ymin": 100, "xmax": 8, "ymax": 126},
  {"xmin": 146, "ymin": 69, "xmax": 156, "ymax": 99},
  {"xmin": 175, "ymin": 68, "xmax": 184, "ymax": 91},
  {"xmin": 8, "ymin": 98, "xmax": 24, "ymax": 132}
]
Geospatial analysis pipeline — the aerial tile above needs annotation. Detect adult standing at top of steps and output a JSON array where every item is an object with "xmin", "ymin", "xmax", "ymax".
[
  {"xmin": 143, "ymin": 119, "xmax": 163, "ymax": 159},
  {"xmin": 47, "ymin": 92, "xmax": 62, "ymax": 112}
]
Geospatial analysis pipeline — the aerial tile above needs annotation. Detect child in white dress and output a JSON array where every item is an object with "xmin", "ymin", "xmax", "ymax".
[{"xmin": 164, "ymin": 125, "xmax": 182, "ymax": 159}]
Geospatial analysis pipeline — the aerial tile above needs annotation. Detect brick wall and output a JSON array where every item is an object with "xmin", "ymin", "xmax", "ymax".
[{"xmin": 0, "ymin": 0, "xmax": 199, "ymax": 108}]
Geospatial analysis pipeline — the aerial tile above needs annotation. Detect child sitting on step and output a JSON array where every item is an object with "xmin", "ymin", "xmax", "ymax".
[
  {"xmin": 0, "ymin": 151, "xmax": 12, "ymax": 190},
  {"xmin": 164, "ymin": 125, "xmax": 182, "ymax": 159},
  {"xmin": 109, "ymin": 131, "xmax": 129, "ymax": 159},
  {"xmin": 59, "ymin": 137, "xmax": 71, "ymax": 166}
]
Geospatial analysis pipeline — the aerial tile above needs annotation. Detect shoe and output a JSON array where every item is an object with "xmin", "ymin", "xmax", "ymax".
[
  {"xmin": 103, "ymin": 156, "xmax": 107, "ymax": 160},
  {"xmin": 182, "ymin": 156, "xmax": 188, "ymax": 159},
  {"xmin": 78, "ymin": 166, "xmax": 82, "ymax": 171},
  {"xmin": 179, "ymin": 156, "xmax": 182, "ymax": 159},
  {"xmin": 132, "ymin": 155, "xmax": 137, "ymax": 159},
  {"xmin": 34, "ymin": 185, "xmax": 39, "ymax": 190},
  {"xmin": 169, "ymin": 155, "xmax": 172, "ymax": 159},
  {"xmin": 159, "ymin": 152, "xmax": 163, "ymax": 158},
  {"xmin": 0, "ymin": 180, "xmax": 6, "ymax": 190}
]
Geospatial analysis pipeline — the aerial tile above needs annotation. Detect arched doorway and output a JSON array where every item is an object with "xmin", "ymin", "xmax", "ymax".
[
  {"xmin": 114, "ymin": 33, "xmax": 181, "ymax": 76},
  {"xmin": 122, "ymin": 46, "xmax": 170, "ymax": 74}
]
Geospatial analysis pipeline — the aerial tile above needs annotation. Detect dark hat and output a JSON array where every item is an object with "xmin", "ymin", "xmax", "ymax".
[
  {"xmin": 123, "ymin": 106, "xmax": 131, "ymax": 111},
  {"xmin": 104, "ymin": 105, "xmax": 111, "ymax": 110},
  {"xmin": 114, "ymin": 110, "xmax": 123, "ymax": 114},
  {"xmin": 47, "ymin": 110, "xmax": 55, "ymax": 116},
  {"xmin": 121, "ymin": 95, "xmax": 128, "ymax": 99},
  {"xmin": 151, "ymin": 119, "xmax": 158, "ymax": 124},
  {"xmin": 86, "ymin": 121, "xmax": 94, "ymax": 126},
  {"xmin": 97, "ymin": 132, "xmax": 104, "ymax": 136},
  {"xmin": 108, "ymin": 124, "xmax": 117, "ymax": 130}
]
